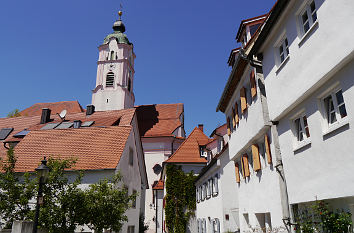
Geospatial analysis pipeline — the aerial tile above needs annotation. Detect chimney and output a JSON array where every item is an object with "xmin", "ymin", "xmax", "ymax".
[
  {"xmin": 40, "ymin": 108, "xmax": 51, "ymax": 124},
  {"xmin": 73, "ymin": 120, "xmax": 82, "ymax": 129},
  {"xmin": 86, "ymin": 105, "xmax": 95, "ymax": 116},
  {"xmin": 198, "ymin": 124, "xmax": 204, "ymax": 132}
]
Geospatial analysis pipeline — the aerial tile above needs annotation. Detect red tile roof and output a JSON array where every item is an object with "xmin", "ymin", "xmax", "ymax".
[
  {"xmin": 20, "ymin": 101, "xmax": 84, "ymax": 117},
  {"xmin": 0, "ymin": 108, "xmax": 136, "ymax": 162},
  {"xmin": 10, "ymin": 126, "xmax": 132, "ymax": 172},
  {"xmin": 136, "ymin": 103, "xmax": 184, "ymax": 137},
  {"xmin": 152, "ymin": 180, "xmax": 164, "ymax": 190},
  {"xmin": 164, "ymin": 127, "xmax": 211, "ymax": 164}
]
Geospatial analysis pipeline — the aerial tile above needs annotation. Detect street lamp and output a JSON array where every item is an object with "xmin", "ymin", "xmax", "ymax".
[{"xmin": 33, "ymin": 157, "xmax": 50, "ymax": 233}]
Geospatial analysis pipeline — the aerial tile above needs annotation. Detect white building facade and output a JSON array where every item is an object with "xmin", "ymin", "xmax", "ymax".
[{"xmin": 249, "ymin": 0, "xmax": 354, "ymax": 227}]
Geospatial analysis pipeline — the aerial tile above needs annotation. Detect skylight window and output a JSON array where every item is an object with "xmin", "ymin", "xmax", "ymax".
[
  {"xmin": 40, "ymin": 123, "xmax": 60, "ymax": 130},
  {"xmin": 81, "ymin": 121, "xmax": 95, "ymax": 127},
  {"xmin": 0, "ymin": 128, "xmax": 14, "ymax": 140},
  {"xmin": 55, "ymin": 122, "xmax": 74, "ymax": 129},
  {"xmin": 13, "ymin": 129, "xmax": 30, "ymax": 138}
]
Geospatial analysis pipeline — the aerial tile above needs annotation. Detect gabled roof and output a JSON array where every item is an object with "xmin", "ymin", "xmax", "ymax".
[
  {"xmin": 11, "ymin": 126, "xmax": 132, "ymax": 172},
  {"xmin": 20, "ymin": 101, "xmax": 84, "ymax": 117},
  {"xmin": 0, "ymin": 108, "xmax": 136, "ymax": 161},
  {"xmin": 136, "ymin": 103, "xmax": 184, "ymax": 137},
  {"xmin": 152, "ymin": 180, "xmax": 164, "ymax": 190},
  {"xmin": 236, "ymin": 14, "xmax": 268, "ymax": 42},
  {"xmin": 164, "ymin": 127, "xmax": 210, "ymax": 164},
  {"xmin": 249, "ymin": 0, "xmax": 290, "ymax": 58}
]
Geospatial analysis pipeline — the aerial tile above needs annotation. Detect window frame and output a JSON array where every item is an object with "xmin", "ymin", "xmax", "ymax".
[
  {"xmin": 212, "ymin": 174, "xmax": 219, "ymax": 196},
  {"xmin": 297, "ymin": 0, "xmax": 318, "ymax": 38},
  {"xmin": 319, "ymin": 86, "xmax": 349, "ymax": 135},
  {"xmin": 290, "ymin": 110, "xmax": 311, "ymax": 151}
]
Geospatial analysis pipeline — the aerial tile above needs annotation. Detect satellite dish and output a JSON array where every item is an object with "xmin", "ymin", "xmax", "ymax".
[{"xmin": 58, "ymin": 110, "xmax": 67, "ymax": 120}]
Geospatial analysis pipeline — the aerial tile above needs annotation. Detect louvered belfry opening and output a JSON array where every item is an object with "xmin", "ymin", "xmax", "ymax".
[{"xmin": 106, "ymin": 72, "xmax": 115, "ymax": 87}]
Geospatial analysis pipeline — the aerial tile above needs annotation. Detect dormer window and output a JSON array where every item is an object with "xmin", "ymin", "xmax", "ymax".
[{"xmin": 106, "ymin": 72, "xmax": 114, "ymax": 87}]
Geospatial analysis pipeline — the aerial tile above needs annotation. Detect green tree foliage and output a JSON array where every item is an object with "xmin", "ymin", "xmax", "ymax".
[
  {"xmin": 7, "ymin": 109, "xmax": 21, "ymax": 118},
  {"xmin": 0, "ymin": 148, "xmax": 36, "ymax": 228},
  {"xmin": 295, "ymin": 200, "xmax": 352, "ymax": 233},
  {"xmin": 39, "ymin": 158, "xmax": 86, "ymax": 233},
  {"xmin": 165, "ymin": 164, "xmax": 196, "ymax": 233},
  {"xmin": 0, "ymin": 150, "xmax": 137, "ymax": 233},
  {"xmin": 83, "ymin": 173, "xmax": 136, "ymax": 233}
]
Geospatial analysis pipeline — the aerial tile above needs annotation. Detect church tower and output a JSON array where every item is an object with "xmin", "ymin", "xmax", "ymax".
[{"xmin": 92, "ymin": 11, "xmax": 136, "ymax": 111}]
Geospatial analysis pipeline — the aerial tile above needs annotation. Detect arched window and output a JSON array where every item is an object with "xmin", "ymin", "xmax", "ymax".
[
  {"xmin": 110, "ymin": 51, "xmax": 115, "ymax": 60},
  {"xmin": 106, "ymin": 72, "xmax": 114, "ymax": 87},
  {"xmin": 128, "ymin": 78, "xmax": 132, "ymax": 92}
]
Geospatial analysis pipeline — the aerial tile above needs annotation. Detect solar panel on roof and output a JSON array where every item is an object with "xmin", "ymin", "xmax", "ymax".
[
  {"xmin": 40, "ymin": 123, "xmax": 60, "ymax": 130},
  {"xmin": 55, "ymin": 122, "xmax": 74, "ymax": 129},
  {"xmin": 0, "ymin": 128, "xmax": 14, "ymax": 140},
  {"xmin": 13, "ymin": 129, "xmax": 30, "ymax": 138},
  {"xmin": 81, "ymin": 121, "xmax": 95, "ymax": 127}
]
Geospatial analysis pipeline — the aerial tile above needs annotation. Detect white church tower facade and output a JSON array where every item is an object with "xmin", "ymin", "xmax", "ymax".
[{"xmin": 92, "ymin": 11, "xmax": 136, "ymax": 111}]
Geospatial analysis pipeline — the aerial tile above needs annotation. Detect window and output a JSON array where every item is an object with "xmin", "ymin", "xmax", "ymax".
[
  {"xmin": 110, "ymin": 51, "xmax": 115, "ymax": 60},
  {"xmin": 240, "ymin": 87, "xmax": 248, "ymax": 113},
  {"xmin": 200, "ymin": 185, "xmax": 205, "ymax": 201},
  {"xmin": 278, "ymin": 37, "xmax": 289, "ymax": 63},
  {"xmin": 323, "ymin": 89, "xmax": 347, "ymax": 126},
  {"xmin": 129, "ymin": 148, "xmax": 134, "ymax": 166},
  {"xmin": 227, "ymin": 117, "xmax": 231, "ymax": 136},
  {"xmin": 300, "ymin": 1, "xmax": 317, "ymax": 35},
  {"xmin": 199, "ymin": 186, "xmax": 203, "ymax": 201},
  {"xmin": 203, "ymin": 183, "xmax": 207, "ymax": 200},
  {"xmin": 212, "ymin": 175, "xmax": 219, "ymax": 196},
  {"xmin": 202, "ymin": 219, "xmax": 206, "ymax": 233},
  {"xmin": 127, "ymin": 225, "xmax": 135, "ymax": 233},
  {"xmin": 106, "ymin": 72, "xmax": 114, "ymax": 87},
  {"xmin": 234, "ymin": 162, "xmax": 240, "ymax": 183},
  {"xmin": 207, "ymin": 179, "xmax": 212, "ymax": 199},
  {"xmin": 128, "ymin": 78, "xmax": 132, "ymax": 92},
  {"xmin": 213, "ymin": 218, "xmax": 220, "ymax": 233},
  {"xmin": 132, "ymin": 190, "xmax": 137, "ymax": 208},
  {"xmin": 293, "ymin": 115, "xmax": 310, "ymax": 142},
  {"xmin": 196, "ymin": 187, "xmax": 200, "ymax": 203}
]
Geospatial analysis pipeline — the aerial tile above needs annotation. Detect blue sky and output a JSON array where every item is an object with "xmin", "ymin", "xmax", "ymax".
[{"xmin": 0, "ymin": 0, "xmax": 275, "ymax": 136}]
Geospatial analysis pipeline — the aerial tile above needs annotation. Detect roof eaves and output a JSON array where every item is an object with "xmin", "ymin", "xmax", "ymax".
[
  {"xmin": 216, "ymin": 54, "xmax": 248, "ymax": 113},
  {"xmin": 248, "ymin": 0, "xmax": 290, "ymax": 59}
]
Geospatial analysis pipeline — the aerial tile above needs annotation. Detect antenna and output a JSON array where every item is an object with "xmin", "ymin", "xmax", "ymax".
[{"xmin": 58, "ymin": 109, "xmax": 67, "ymax": 121}]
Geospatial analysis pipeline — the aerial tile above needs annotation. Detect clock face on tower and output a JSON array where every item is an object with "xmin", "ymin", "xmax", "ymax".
[{"xmin": 109, "ymin": 63, "xmax": 116, "ymax": 71}]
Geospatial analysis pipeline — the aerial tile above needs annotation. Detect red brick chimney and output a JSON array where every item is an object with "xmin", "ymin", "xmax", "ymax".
[{"xmin": 198, "ymin": 124, "xmax": 204, "ymax": 132}]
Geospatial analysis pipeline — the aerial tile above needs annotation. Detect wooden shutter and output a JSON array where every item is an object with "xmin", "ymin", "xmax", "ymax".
[
  {"xmin": 252, "ymin": 144, "xmax": 261, "ymax": 171},
  {"xmin": 250, "ymin": 70, "xmax": 257, "ymax": 99},
  {"xmin": 232, "ymin": 108, "xmax": 236, "ymax": 128},
  {"xmin": 242, "ymin": 154, "xmax": 250, "ymax": 177},
  {"xmin": 240, "ymin": 87, "xmax": 247, "ymax": 113},
  {"xmin": 234, "ymin": 162, "xmax": 240, "ymax": 183},
  {"xmin": 227, "ymin": 118, "xmax": 231, "ymax": 136},
  {"xmin": 234, "ymin": 102, "xmax": 239, "ymax": 125},
  {"xmin": 265, "ymin": 134, "xmax": 272, "ymax": 164}
]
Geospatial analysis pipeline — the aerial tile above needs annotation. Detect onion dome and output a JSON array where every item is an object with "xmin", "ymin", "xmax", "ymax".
[{"xmin": 103, "ymin": 11, "xmax": 132, "ymax": 45}]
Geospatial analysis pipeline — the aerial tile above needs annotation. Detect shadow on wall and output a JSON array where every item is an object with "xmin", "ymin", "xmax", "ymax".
[{"xmin": 135, "ymin": 105, "xmax": 159, "ymax": 136}]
